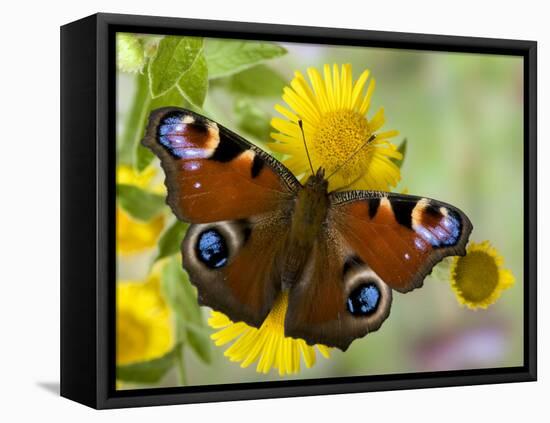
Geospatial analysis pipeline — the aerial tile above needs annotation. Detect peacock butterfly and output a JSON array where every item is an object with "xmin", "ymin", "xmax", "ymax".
[{"xmin": 142, "ymin": 107, "xmax": 473, "ymax": 351}]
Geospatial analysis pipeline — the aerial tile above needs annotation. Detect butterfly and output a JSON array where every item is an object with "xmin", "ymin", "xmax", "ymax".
[{"xmin": 142, "ymin": 107, "xmax": 473, "ymax": 351}]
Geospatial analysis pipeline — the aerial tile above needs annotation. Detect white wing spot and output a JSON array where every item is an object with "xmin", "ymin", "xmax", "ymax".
[{"xmin": 182, "ymin": 115, "xmax": 195, "ymax": 124}]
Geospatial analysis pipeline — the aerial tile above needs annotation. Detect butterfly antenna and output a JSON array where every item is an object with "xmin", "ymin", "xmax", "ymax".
[
  {"xmin": 298, "ymin": 120, "xmax": 315, "ymax": 176},
  {"xmin": 326, "ymin": 134, "xmax": 377, "ymax": 181}
]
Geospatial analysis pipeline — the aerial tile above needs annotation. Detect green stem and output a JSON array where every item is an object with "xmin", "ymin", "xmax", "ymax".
[
  {"xmin": 175, "ymin": 344, "xmax": 187, "ymax": 386},
  {"xmin": 119, "ymin": 71, "xmax": 151, "ymax": 166}
]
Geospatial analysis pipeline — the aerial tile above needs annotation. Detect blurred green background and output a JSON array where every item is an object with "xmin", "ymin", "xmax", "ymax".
[{"xmin": 116, "ymin": 34, "xmax": 523, "ymax": 388}]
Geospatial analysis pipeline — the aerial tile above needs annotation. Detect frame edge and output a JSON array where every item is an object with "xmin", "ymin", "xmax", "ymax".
[{"xmin": 60, "ymin": 13, "xmax": 100, "ymax": 409}]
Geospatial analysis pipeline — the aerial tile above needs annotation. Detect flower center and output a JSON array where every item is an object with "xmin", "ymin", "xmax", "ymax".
[
  {"xmin": 454, "ymin": 251, "xmax": 499, "ymax": 302},
  {"xmin": 311, "ymin": 110, "xmax": 372, "ymax": 179}
]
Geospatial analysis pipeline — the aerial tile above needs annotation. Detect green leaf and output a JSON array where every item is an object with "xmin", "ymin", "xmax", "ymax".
[
  {"xmin": 136, "ymin": 145, "xmax": 155, "ymax": 172},
  {"xmin": 148, "ymin": 36, "xmax": 204, "ymax": 98},
  {"xmin": 178, "ymin": 53, "xmax": 208, "ymax": 108},
  {"xmin": 391, "ymin": 138, "xmax": 408, "ymax": 169},
  {"xmin": 162, "ymin": 257, "xmax": 212, "ymax": 363},
  {"xmin": 116, "ymin": 347, "xmax": 178, "ymax": 383},
  {"xmin": 205, "ymin": 39, "xmax": 287, "ymax": 79},
  {"xmin": 229, "ymin": 64, "xmax": 286, "ymax": 97},
  {"xmin": 155, "ymin": 221, "xmax": 189, "ymax": 262},
  {"xmin": 177, "ymin": 316, "xmax": 211, "ymax": 366},
  {"xmin": 118, "ymin": 72, "xmax": 151, "ymax": 166},
  {"xmin": 149, "ymin": 86, "xmax": 187, "ymax": 113},
  {"xmin": 234, "ymin": 97, "xmax": 271, "ymax": 142},
  {"xmin": 116, "ymin": 184, "xmax": 165, "ymax": 221}
]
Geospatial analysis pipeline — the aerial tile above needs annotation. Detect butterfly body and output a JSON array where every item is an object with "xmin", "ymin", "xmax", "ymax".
[
  {"xmin": 143, "ymin": 107, "xmax": 473, "ymax": 351},
  {"xmin": 283, "ymin": 168, "xmax": 329, "ymax": 287}
]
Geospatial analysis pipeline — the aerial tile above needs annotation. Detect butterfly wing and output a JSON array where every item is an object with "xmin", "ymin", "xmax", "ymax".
[
  {"xmin": 142, "ymin": 107, "xmax": 300, "ymax": 223},
  {"xmin": 182, "ymin": 214, "xmax": 290, "ymax": 326},
  {"xmin": 285, "ymin": 225, "xmax": 393, "ymax": 350},
  {"xmin": 330, "ymin": 192, "xmax": 472, "ymax": 292},
  {"xmin": 285, "ymin": 192, "xmax": 472, "ymax": 350},
  {"xmin": 142, "ymin": 107, "xmax": 299, "ymax": 326}
]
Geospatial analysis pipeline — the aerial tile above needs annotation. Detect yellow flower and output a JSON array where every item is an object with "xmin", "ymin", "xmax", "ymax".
[
  {"xmin": 117, "ymin": 206, "xmax": 165, "ymax": 254},
  {"xmin": 117, "ymin": 273, "xmax": 175, "ymax": 365},
  {"xmin": 450, "ymin": 241, "xmax": 515, "ymax": 309},
  {"xmin": 270, "ymin": 63, "xmax": 401, "ymax": 191},
  {"xmin": 209, "ymin": 292, "xmax": 331, "ymax": 376},
  {"xmin": 116, "ymin": 164, "xmax": 166, "ymax": 254},
  {"xmin": 117, "ymin": 164, "xmax": 165, "ymax": 194}
]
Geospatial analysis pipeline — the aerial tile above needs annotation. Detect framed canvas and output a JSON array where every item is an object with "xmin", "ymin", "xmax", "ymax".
[{"xmin": 60, "ymin": 13, "xmax": 537, "ymax": 409}]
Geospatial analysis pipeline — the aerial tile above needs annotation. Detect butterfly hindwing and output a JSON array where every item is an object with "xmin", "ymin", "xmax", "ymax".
[
  {"xmin": 182, "ymin": 212, "xmax": 291, "ymax": 327},
  {"xmin": 285, "ymin": 227, "xmax": 393, "ymax": 351}
]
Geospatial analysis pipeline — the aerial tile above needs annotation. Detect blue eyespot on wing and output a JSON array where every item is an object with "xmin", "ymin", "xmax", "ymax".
[
  {"xmin": 347, "ymin": 283, "xmax": 381, "ymax": 316},
  {"xmin": 195, "ymin": 229, "xmax": 229, "ymax": 269}
]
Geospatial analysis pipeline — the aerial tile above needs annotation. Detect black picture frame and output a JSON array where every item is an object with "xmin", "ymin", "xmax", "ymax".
[{"xmin": 60, "ymin": 12, "xmax": 537, "ymax": 409}]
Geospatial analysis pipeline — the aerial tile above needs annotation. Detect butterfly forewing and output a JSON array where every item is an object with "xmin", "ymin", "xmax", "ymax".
[
  {"xmin": 142, "ymin": 107, "xmax": 300, "ymax": 223},
  {"xmin": 330, "ymin": 191, "xmax": 473, "ymax": 293}
]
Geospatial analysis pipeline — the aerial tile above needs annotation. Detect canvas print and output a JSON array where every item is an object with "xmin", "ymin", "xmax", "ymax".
[{"xmin": 115, "ymin": 32, "xmax": 523, "ymax": 389}]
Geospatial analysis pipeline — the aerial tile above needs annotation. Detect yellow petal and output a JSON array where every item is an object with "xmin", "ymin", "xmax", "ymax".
[
  {"xmin": 291, "ymin": 71, "xmax": 322, "ymax": 118},
  {"xmin": 317, "ymin": 345, "xmax": 331, "ymax": 359},
  {"xmin": 274, "ymin": 103, "xmax": 299, "ymax": 122},
  {"xmin": 210, "ymin": 322, "xmax": 248, "ymax": 346},
  {"xmin": 323, "ymin": 64, "xmax": 335, "ymax": 110},
  {"xmin": 207, "ymin": 311, "xmax": 231, "ymax": 329},
  {"xmin": 283, "ymin": 87, "xmax": 319, "ymax": 124},
  {"xmin": 257, "ymin": 332, "xmax": 277, "ymax": 373},
  {"xmin": 341, "ymin": 63, "xmax": 353, "ymax": 109},
  {"xmin": 359, "ymin": 78, "xmax": 376, "ymax": 115},
  {"xmin": 375, "ymin": 129, "xmax": 400, "ymax": 141},
  {"xmin": 351, "ymin": 69, "xmax": 370, "ymax": 110},
  {"xmin": 307, "ymin": 67, "xmax": 331, "ymax": 113},
  {"xmin": 299, "ymin": 340, "xmax": 316, "ymax": 368},
  {"xmin": 369, "ymin": 107, "xmax": 386, "ymax": 132},
  {"xmin": 271, "ymin": 117, "xmax": 301, "ymax": 137},
  {"xmin": 332, "ymin": 64, "xmax": 341, "ymax": 109},
  {"xmin": 225, "ymin": 329, "xmax": 260, "ymax": 361},
  {"xmin": 241, "ymin": 330, "xmax": 268, "ymax": 368}
]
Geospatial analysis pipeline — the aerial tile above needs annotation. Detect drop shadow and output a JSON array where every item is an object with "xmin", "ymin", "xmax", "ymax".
[{"xmin": 36, "ymin": 381, "xmax": 60, "ymax": 396}]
